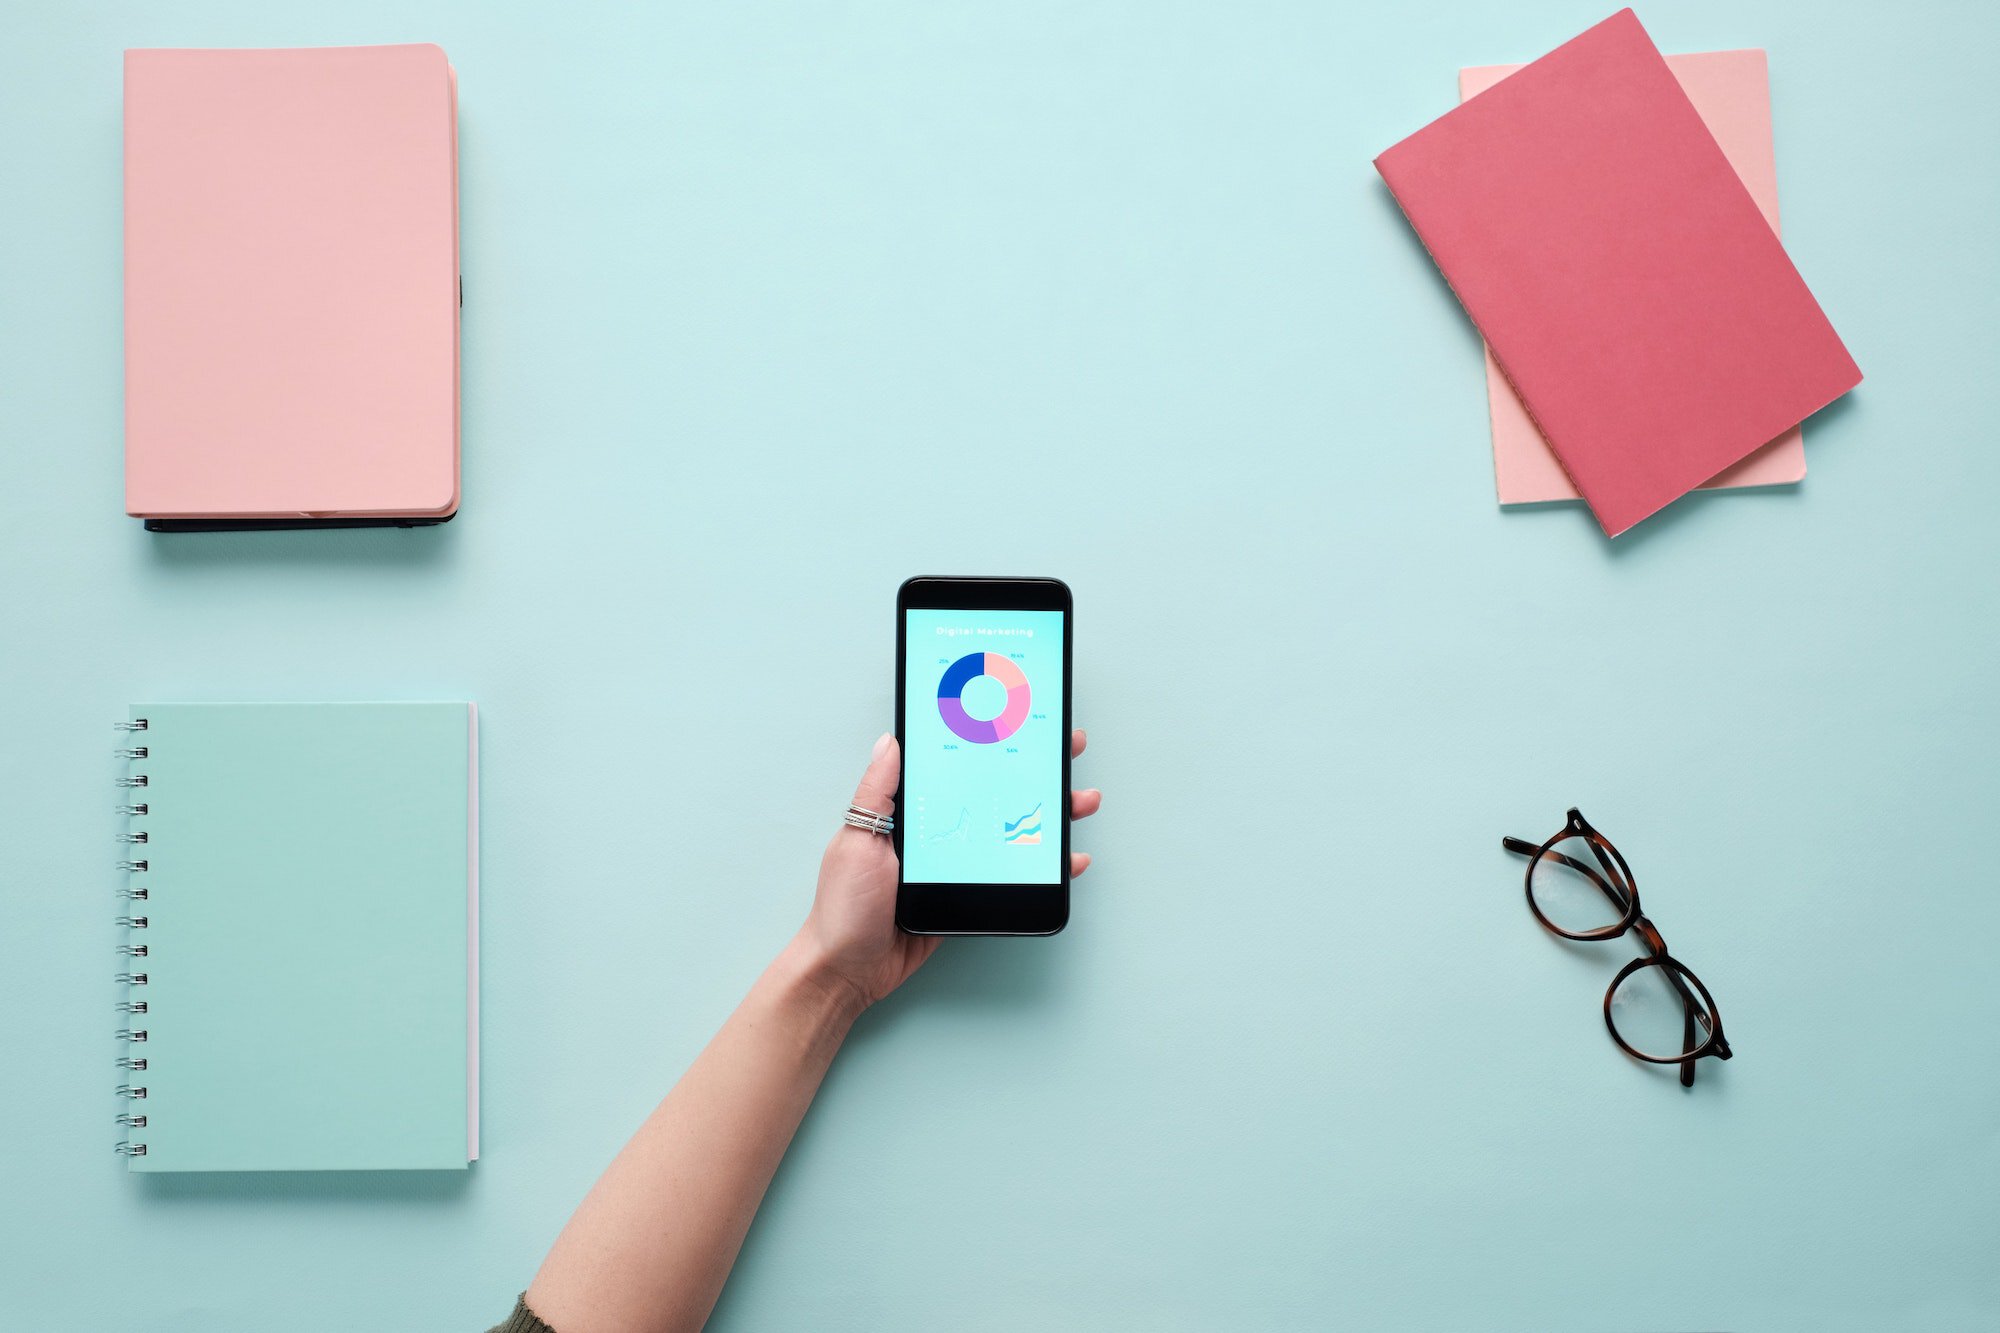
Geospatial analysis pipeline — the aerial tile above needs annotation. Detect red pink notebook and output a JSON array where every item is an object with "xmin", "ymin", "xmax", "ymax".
[
  {"xmin": 1463, "ymin": 48, "xmax": 1807, "ymax": 508},
  {"xmin": 1376, "ymin": 10, "xmax": 1860, "ymax": 536},
  {"xmin": 124, "ymin": 45, "xmax": 460, "ymax": 530}
]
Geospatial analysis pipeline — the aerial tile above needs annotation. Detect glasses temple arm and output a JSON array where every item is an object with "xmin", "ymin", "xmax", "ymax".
[
  {"xmin": 1501, "ymin": 836, "xmax": 1541, "ymax": 857},
  {"xmin": 1680, "ymin": 1004, "xmax": 1698, "ymax": 1088},
  {"xmin": 1636, "ymin": 918, "xmax": 1729, "ymax": 1082}
]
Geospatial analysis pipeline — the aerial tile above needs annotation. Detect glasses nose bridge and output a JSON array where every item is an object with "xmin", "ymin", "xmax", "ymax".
[{"xmin": 1634, "ymin": 916, "xmax": 1668, "ymax": 956}]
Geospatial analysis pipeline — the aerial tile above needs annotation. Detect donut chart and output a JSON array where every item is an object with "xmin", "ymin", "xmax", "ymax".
[{"xmin": 937, "ymin": 652, "xmax": 1031, "ymax": 744}]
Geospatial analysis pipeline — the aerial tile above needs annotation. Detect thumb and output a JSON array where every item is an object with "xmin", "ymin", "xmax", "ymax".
[{"xmin": 849, "ymin": 732, "xmax": 900, "ymax": 816}]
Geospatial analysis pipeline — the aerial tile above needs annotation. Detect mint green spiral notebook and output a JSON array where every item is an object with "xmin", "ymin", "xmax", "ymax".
[{"xmin": 115, "ymin": 702, "xmax": 478, "ymax": 1172}]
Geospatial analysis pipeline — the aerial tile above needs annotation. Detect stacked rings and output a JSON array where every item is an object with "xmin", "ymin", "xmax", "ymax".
[{"xmin": 843, "ymin": 804, "xmax": 894, "ymax": 836}]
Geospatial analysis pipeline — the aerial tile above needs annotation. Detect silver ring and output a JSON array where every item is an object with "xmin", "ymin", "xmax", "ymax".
[{"xmin": 843, "ymin": 804, "xmax": 894, "ymax": 836}]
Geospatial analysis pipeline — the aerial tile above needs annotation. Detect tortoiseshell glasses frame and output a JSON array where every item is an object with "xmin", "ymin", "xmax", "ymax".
[{"xmin": 1502, "ymin": 808, "xmax": 1732, "ymax": 1087}]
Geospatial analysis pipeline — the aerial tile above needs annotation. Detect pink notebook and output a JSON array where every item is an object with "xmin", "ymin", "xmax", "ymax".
[
  {"xmin": 1463, "ymin": 49, "xmax": 1807, "ymax": 507},
  {"xmin": 1375, "ymin": 10, "xmax": 1860, "ymax": 536},
  {"xmin": 124, "ymin": 45, "xmax": 460, "ymax": 526}
]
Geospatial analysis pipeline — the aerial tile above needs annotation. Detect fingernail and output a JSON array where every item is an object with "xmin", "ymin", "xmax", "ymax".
[{"xmin": 872, "ymin": 731, "xmax": 892, "ymax": 760}]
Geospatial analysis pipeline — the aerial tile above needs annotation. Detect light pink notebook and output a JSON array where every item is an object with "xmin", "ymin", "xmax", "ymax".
[
  {"xmin": 125, "ymin": 45, "xmax": 460, "ymax": 524},
  {"xmin": 1461, "ymin": 48, "xmax": 1807, "ymax": 507}
]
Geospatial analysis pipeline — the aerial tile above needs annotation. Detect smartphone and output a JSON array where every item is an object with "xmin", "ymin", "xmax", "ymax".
[{"xmin": 895, "ymin": 576, "xmax": 1072, "ymax": 936}]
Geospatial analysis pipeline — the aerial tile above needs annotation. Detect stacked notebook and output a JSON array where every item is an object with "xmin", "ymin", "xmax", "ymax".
[
  {"xmin": 115, "ymin": 703, "xmax": 478, "ymax": 1172},
  {"xmin": 123, "ymin": 46, "xmax": 461, "ymax": 530},
  {"xmin": 1462, "ymin": 48, "xmax": 1808, "ymax": 507},
  {"xmin": 1375, "ymin": 9, "xmax": 1861, "ymax": 535}
]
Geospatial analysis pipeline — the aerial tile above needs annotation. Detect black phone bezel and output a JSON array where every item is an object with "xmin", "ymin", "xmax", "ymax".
[{"xmin": 894, "ymin": 576, "xmax": 1072, "ymax": 937}]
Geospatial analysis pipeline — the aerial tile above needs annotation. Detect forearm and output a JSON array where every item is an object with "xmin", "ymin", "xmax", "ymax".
[{"xmin": 526, "ymin": 934, "xmax": 866, "ymax": 1333}]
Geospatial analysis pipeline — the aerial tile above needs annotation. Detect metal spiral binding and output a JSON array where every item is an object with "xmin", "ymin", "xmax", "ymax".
[{"xmin": 118, "ymin": 720, "xmax": 150, "ymax": 1160}]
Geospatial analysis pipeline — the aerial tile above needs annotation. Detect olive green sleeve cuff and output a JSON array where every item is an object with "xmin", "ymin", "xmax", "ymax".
[{"xmin": 488, "ymin": 1294, "xmax": 555, "ymax": 1333}]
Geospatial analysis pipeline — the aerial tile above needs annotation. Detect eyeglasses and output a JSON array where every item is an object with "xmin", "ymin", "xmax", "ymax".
[{"xmin": 1502, "ymin": 808, "xmax": 1732, "ymax": 1087}]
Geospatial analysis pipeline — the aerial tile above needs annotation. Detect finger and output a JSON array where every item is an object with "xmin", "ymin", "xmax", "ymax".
[
  {"xmin": 850, "ymin": 732, "xmax": 900, "ymax": 816},
  {"xmin": 1070, "ymin": 851, "xmax": 1092, "ymax": 878},
  {"xmin": 1071, "ymin": 728, "xmax": 1088, "ymax": 758},
  {"xmin": 1071, "ymin": 788, "xmax": 1102, "ymax": 820}
]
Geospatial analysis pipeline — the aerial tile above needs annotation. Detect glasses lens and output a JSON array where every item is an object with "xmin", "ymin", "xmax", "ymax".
[
  {"xmin": 1608, "ymin": 959, "xmax": 1716, "ymax": 1060},
  {"xmin": 1528, "ymin": 834, "xmax": 1629, "ymax": 936}
]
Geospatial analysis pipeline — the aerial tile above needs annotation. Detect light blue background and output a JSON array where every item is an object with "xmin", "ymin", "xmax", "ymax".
[
  {"xmin": 2, "ymin": 1, "xmax": 1995, "ymax": 1329},
  {"xmin": 904, "ymin": 607, "xmax": 1064, "ymax": 883}
]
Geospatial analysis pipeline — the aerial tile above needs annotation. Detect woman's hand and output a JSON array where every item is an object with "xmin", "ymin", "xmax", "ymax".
[
  {"xmin": 796, "ymin": 728, "xmax": 1100, "ymax": 1009},
  {"xmin": 528, "ymin": 728, "xmax": 1097, "ymax": 1333}
]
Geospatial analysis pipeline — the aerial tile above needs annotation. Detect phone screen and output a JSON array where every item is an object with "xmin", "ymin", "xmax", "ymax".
[{"xmin": 900, "ymin": 607, "xmax": 1065, "ymax": 885}]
